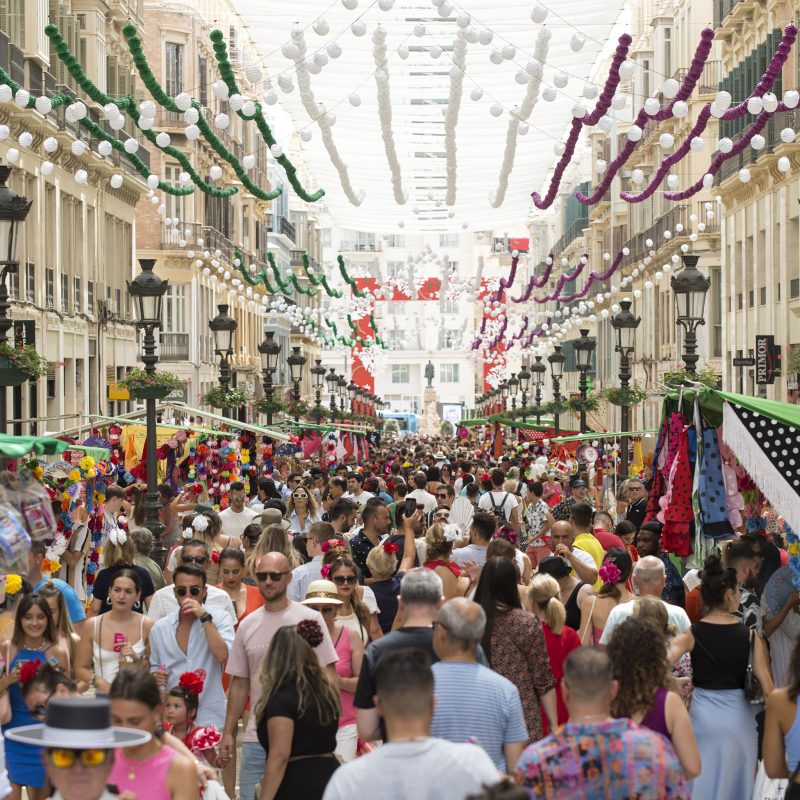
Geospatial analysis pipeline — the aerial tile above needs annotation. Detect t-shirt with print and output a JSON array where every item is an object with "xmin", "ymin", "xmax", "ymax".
[{"xmin": 226, "ymin": 602, "xmax": 338, "ymax": 743}]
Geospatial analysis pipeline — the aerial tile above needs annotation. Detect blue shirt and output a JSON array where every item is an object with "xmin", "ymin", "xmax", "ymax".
[
  {"xmin": 430, "ymin": 661, "xmax": 528, "ymax": 771},
  {"xmin": 34, "ymin": 577, "xmax": 85, "ymax": 625},
  {"xmin": 148, "ymin": 607, "xmax": 234, "ymax": 728}
]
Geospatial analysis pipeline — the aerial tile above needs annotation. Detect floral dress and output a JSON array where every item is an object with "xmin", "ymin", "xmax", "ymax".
[{"xmin": 487, "ymin": 607, "xmax": 555, "ymax": 744}]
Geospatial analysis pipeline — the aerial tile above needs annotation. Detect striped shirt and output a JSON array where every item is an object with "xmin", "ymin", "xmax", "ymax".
[{"xmin": 430, "ymin": 661, "xmax": 528, "ymax": 771}]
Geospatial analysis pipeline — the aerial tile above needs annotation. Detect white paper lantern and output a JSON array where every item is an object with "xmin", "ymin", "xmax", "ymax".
[
  {"xmin": 718, "ymin": 137, "xmax": 733, "ymax": 153},
  {"xmin": 300, "ymin": 129, "xmax": 312, "ymax": 142},
  {"xmin": 264, "ymin": 91, "xmax": 278, "ymax": 106},
  {"xmin": 183, "ymin": 107, "xmax": 200, "ymax": 125},
  {"xmin": 327, "ymin": 42, "xmax": 343, "ymax": 58},
  {"xmin": 746, "ymin": 96, "xmax": 764, "ymax": 115},
  {"xmin": 124, "ymin": 138, "xmax": 139, "ymax": 154},
  {"xmin": 438, "ymin": 1, "xmax": 452, "ymax": 17},
  {"xmin": 751, "ymin": 134, "xmax": 766, "ymax": 150},
  {"xmin": 570, "ymin": 33, "xmax": 586, "ymax": 52},
  {"xmin": 672, "ymin": 100, "xmax": 689, "ymax": 118},
  {"xmin": 631, "ymin": 168, "xmax": 645, "ymax": 184},
  {"xmin": 659, "ymin": 133, "xmax": 674, "ymax": 149},
  {"xmin": 136, "ymin": 116, "xmax": 152, "ymax": 131},
  {"xmin": 75, "ymin": 169, "xmax": 88, "ymax": 184},
  {"xmin": 110, "ymin": 174, "xmax": 124, "ymax": 189},
  {"xmin": 739, "ymin": 167, "xmax": 751, "ymax": 183},
  {"xmin": 542, "ymin": 87, "xmax": 556, "ymax": 102},
  {"xmin": 215, "ymin": 113, "xmax": 230, "ymax": 130},
  {"xmin": 71, "ymin": 140, "xmax": 86, "ymax": 157},
  {"xmin": 502, "ymin": 44, "xmax": 516, "ymax": 60},
  {"xmin": 644, "ymin": 97, "xmax": 660, "ymax": 116},
  {"xmin": 627, "ymin": 125, "xmax": 643, "ymax": 142},
  {"xmin": 662, "ymin": 78, "xmax": 680, "ymax": 98},
  {"xmin": 413, "ymin": 23, "xmax": 426, "ymax": 36},
  {"xmin": 13, "ymin": 89, "xmax": 29, "ymax": 108},
  {"xmin": 583, "ymin": 83, "xmax": 599, "ymax": 100},
  {"xmin": 667, "ymin": 174, "xmax": 679, "ymax": 189},
  {"xmin": 553, "ymin": 72, "xmax": 568, "ymax": 89},
  {"xmin": 0, "ymin": 85, "xmax": 11, "ymax": 103},
  {"xmin": 702, "ymin": 173, "xmax": 714, "ymax": 189},
  {"xmin": 597, "ymin": 159, "xmax": 607, "ymax": 173},
  {"xmin": 246, "ymin": 64, "xmax": 263, "ymax": 83},
  {"xmin": 35, "ymin": 95, "xmax": 52, "ymax": 116},
  {"xmin": 430, "ymin": 44, "xmax": 442, "ymax": 59},
  {"xmin": 478, "ymin": 29, "xmax": 493, "ymax": 45},
  {"xmin": 762, "ymin": 92, "xmax": 779, "ymax": 112},
  {"xmin": 690, "ymin": 136, "xmax": 704, "ymax": 152},
  {"xmin": 490, "ymin": 103, "xmax": 503, "ymax": 117},
  {"xmin": 351, "ymin": 20, "xmax": 367, "ymax": 36},
  {"xmin": 40, "ymin": 160, "xmax": 54, "ymax": 176},
  {"xmin": 242, "ymin": 100, "xmax": 256, "ymax": 118},
  {"xmin": 17, "ymin": 131, "xmax": 32, "ymax": 149},
  {"xmin": 242, "ymin": 154, "xmax": 256, "ymax": 170},
  {"xmin": 531, "ymin": 4, "xmax": 548, "ymax": 22},
  {"xmin": 572, "ymin": 103, "xmax": 587, "ymax": 119},
  {"xmin": 271, "ymin": 143, "xmax": 283, "ymax": 157},
  {"xmin": 611, "ymin": 94, "xmax": 627, "ymax": 110},
  {"xmin": 618, "ymin": 61, "xmax": 635, "ymax": 81},
  {"xmin": 644, "ymin": 281, "xmax": 653, "ymax": 290},
  {"xmin": 778, "ymin": 156, "xmax": 791, "ymax": 172},
  {"xmin": 156, "ymin": 132, "xmax": 171, "ymax": 149},
  {"xmin": 784, "ymin": 90, "xmax": 800, "ymax": 109},
  {"xmin": 781, "ymin": 127, "xmax": 796, "ymax": 144},
  {"xmin": 147, "ymin": 174, "xmax": 160, "ymax": 190},
  {"xmin": 456, "ymin": 12, "xmax": 471, "ymax": 27},
  {"xmin": 212, "ymin": 80, "xmax": 229, "ymax": 99}
]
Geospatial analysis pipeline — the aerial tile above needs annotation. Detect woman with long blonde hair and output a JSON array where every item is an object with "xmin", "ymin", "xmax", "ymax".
[
  {"xmin": 286, "ymin": 487, "xmax": 321, "ymax": 536},
  {"xmin": 249, "ymin": 524, "xmax": 302, "ymax": 574},
  {"xmin": 528, "ymin": 574, "xmax": 581, "ymax": 735},
  {"xmin": 255, "ymin": 621, "xmax": 340, "ymax": 799},
  {"xmin": 37, "ymin": 582, "xmax": 81, "ymax": 680}
]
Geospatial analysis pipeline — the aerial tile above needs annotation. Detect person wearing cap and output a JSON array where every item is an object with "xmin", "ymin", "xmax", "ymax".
[
  {"xmin": 303, "ymin": 579, "xmax": 363, "ymax": 763},
  {"xmin": 260, "ymin": 506, "xmax": 292, "ymax": 534},
  {"xmin": 551, "ymin": 479, "xmax": 592, "ymax": 522},
  {"xmin": 5, "ymin": 696, "xmax": 151, "ymax": 800}
]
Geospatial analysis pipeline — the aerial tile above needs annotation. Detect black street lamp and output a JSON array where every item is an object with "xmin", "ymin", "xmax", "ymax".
[
  {"xmin": 287, "ymin": 346, "xmax": 306, "ymax": 418},
  {"xmin": 326, "ymin": 368, "xmax": 339, "ymax": 418},
  {"xmin": 0, "ymin": 166, "xmax": 31, "ymax": 433},
  {"xmin": 531, "ymin": 356, "xmax": 546, "ymax": 424},
  {"xmin": 258, "ymin": 331, "xmax": 281, "ymax": 426},
  {"xmin": 128, "ymin": 258, "xmax": 168, "ymax": 546},
  {"xmin": 517, "ymin": 364, "xmax": 531, "ymax": 422},
  {"xmin": 611, "ymin": 298, "xmax": 641, "ymax": 477},
  {"xmin": 310, "ymin": 358, "xmax": 327, "ymax": 424},
  {"xmin": 549, "ymin": 345, "xmax": 566, "ymax": 436},
  {"xmin": 507, "ymin": 374, "xmax": 519, "ymax": 415},
  {"xmin": 347, "ymin": 381, "xmax": 358, "ymax": 414},
  {"xmin": 573, "ymin": 328, "xmax": 596, "ymax": 434},
  {"xmin": 337, "ymin": 375, "xmax": 348, "ymax": 418},
  {"xmin": 499, "ymin": 381, "xmax": 509, "ymax": 412},
  {"xmin": 672, "ymin": 254, "xmax": 711, "ymax": 376},
  {"xmin": 209, "ymin": 303, "xmax": 237, "ymax": 417}
]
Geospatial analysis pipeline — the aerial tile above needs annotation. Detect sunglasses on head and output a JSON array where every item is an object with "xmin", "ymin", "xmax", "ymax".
[
  {"xmin": 255, "ymin": 570, "xmax": 290, "ymax": 583},
  {"xmin": 48, "ymin": 748, "xmax": 110, "ymax": 769},
  {"xmin": 332, "ymin": 575, "xmax": 358, "ymax": 585},
  {"xmin": 175, "ymin": 585, "xmax": 203, "ymax": 597},
  {"xmin": 182, "ymin": 555, "xmax": 208, "ymax": 565}
]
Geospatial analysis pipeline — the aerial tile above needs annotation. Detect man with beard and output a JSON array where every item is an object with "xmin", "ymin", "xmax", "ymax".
[{"xmin": 724, "ymin": 539, "xmax": 762, "ymax": 633}]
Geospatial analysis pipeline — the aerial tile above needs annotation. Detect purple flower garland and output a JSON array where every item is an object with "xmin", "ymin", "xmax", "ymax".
[{"xmin": 511, "ymin": 255, "xmax": 556, "ymax": 302}]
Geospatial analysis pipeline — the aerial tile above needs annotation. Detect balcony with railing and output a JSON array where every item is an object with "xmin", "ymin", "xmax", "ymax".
[
  {"xmin": 159, "ymin": 332, "xmax": 190, "ymax": 361},
  {"xmin": 714, "ymin": 0, "xmax": 757, "ymax": 30},
  {"xmin": 553, "ymin": 217, "xmax": 588, "ymax": 256},
  {"xmin": 339, "ymin": 241, "xmax": 382, "ymax": 252},
  {"xmin": 290, "ymin": 250, "xmax": 305, "ymax": 266},
  {"xmin": 672, "ymin": 61, "xmax": 722, "ymax": 95}
]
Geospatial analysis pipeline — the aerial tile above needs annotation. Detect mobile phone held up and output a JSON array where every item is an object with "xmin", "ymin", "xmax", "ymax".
[{"xmin": 404, "ymin": 498, "xmax": 416, "ymax": 518}]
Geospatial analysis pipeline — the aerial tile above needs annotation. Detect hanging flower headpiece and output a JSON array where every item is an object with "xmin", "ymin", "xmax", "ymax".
[
  {"xmin": 320, "ymin": 564, "xmax": 331, "ymax": 579},
  {"xmin": 296, "ymin": 619, "xmax": 324, "ymax": 648},
  {"xmin": 108, "ymin": 529, "xmax": 127, "ymax": 547},
  {"xmin": 383, "ymin": 541, "xmax": 398, "ymax": 555},
  {"xmin": 178, "ymin": 670, "xmax": 206, "ymax": 697},
  {"xmin": 182, "ymin": 527, "xmax": 194, "ymax": 539},
  {"xmin": 19, "ymin": 659, "xmax": 42, "ymax": 686},
  {"xmin": 443, "ymin": 523, "xmax": 464, "ymax": 542},
  {"xmin": 321, "ymin": 539, "xmax": 345, "ymax": 554},
  {"xmin": 193, "ymin": 515, "xmax": 210, "ymax": 532},
  {"xmin": 4, "ymin": 575, "xmax": 21, "ymax": 596},
  {"xmin": 599, "ymin": 558, "xmax": 622, "ymax": 585},
  {"xmin": 493, "ymin": 526, "xmax": 518, "ymax": 546}
]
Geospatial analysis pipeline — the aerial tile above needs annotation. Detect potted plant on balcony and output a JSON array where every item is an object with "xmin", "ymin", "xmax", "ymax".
[
  {"xmin": 0, "ymin": 343, "xmax": 49, "ymax": 387},
  {"xmin": 202, "ymin": 385, "xmax": 248, "ymax": 409},
  {"xmin": 118, "ymin": 368, "xmax": 183, "ymax": 400}
]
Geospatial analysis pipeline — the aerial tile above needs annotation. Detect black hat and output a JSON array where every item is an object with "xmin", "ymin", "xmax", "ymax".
[
  {"xmin": 537, "ymin": 556, "xmax": 572, "ymax": 580},
  {"xmin": 5, "ymin": 697, "xmax": 151, "ymax": 749}
]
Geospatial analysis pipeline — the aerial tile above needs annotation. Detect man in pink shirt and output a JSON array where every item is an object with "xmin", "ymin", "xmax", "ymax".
[
  {"xmin": 218, "ymin": 551, "xmax": 337, "ymax": 800},
  {"xmin": 592, "ymin": 510, "xmax": 625, "ymax": 553}
]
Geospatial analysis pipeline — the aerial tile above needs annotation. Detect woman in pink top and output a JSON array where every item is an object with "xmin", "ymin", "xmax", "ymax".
[
  {"xmin": 302, "ymin": 579, "xmax": 363, "ymax": 762},
  {"xmin": 108, "ymin": 666, "xmax": 199, "ymax": 800}
]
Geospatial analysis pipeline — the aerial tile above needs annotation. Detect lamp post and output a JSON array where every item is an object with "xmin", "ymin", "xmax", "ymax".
[
  {"xmin": 258, "ymin": 331, "xmax": 281, "ymax": 426},
  {"xmin": 310, "ymin": 358, "xmax": 327, "ymax": 424},
  {"xmin": 508, "ymin": 374, "xmax": 519, "ymax": 416},
  {"xmin": 531, "ymin": 356, "xmax": 546, "ymax": 424},
  {"xmin": 127, "ymin": 258, "xmax": 168, "ymax": 544},
  {"xmin": 671, "ymin": 254, "xmax": 711, "ymax": 376},
  {"xmin": 326, "ymin": 368, "xmax": 339, "ymax": 419},
  {"xmin": 611, "ymin": 299, "xmax": 641, "ymax": 478},
  {"xmin": 337, "ymin": 375, "xmax": 348, "ymax": 419},
  {"xmin": 287, "ymin": 346, "xmax": 306, "ymax": 421},
  {"xmin": 0, "ymin": 166, "xmax": 32, "ymax": 433},
  {"xmin": 347, "ymin": 381, "xmax": 358, "ymax": 415},
  {"xmin": 573, "ymin": 328, "xmax": 596, "ymax": 434},
  {"xmin": 517, "ymin": 364, "xmax": 531, "ymax": 422},
  {"xmin": 209, "ymin": 303, "xmax": 237, "ymax": 418},
  {"xmin": 549, "ymin": 345, "xmax": 566, "ymax": 436},
  {"xmin": 500, "ymin": 381, "xmax": 509, "ymax": 412}
]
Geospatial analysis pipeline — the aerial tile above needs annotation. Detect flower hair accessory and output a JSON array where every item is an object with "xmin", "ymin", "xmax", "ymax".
[
  {"xmin": 320, "ymin": 564, "xmax": 331, "ymax": 579},
  {"xmin": 192, "ymin": 516, "xmax": 210, "ymax": 532},
  {"xmin": 493, "ymin": 526, "xmax": 518, "ymax": 546},
  {"xmin": 599, "ymin": 558, "xmax": 622, "ymax": 585},
  {"xmin": 443, "ymin": 524, "xmax": 463, "ymax": 543},
  {"xmin": 5, "ymin": 574, "xmax": 22, "ymax": 596},
  {"xmin": 321, "ymin": 539, "xmax": 345, "ymax": 554},
  {"xmin": 296, "ymin": 619, "xmax": 324, "ymax": 648},
  {"xmin": 383, "ymin": 541, "xmax": 399, "ymax": 555},
  {"xmin": 178, "ymin": 670, "xmax": 205, "ymax": 697},
  {"xmin": 182, "ymin": 527, "xmax": 194, "ymax": 540},
  {"xmin": 19, "ymin": 659, "xmax": 42, "ymax": 686},
  {"xmin": 108, "ymin": 529, "xmax": 127, "ymax": 547}
]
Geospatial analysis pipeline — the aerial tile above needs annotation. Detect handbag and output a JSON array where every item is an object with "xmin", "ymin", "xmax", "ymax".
[{"xmin": 744, "ymin": 629, "xmax": 763, "ymax": 703}]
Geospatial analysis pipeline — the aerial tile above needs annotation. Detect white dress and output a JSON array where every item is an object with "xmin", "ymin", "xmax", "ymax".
[
  {"xmin": 91, "ymin": 615, "xmax": 146, "ymax": 685},
  {"xmin": 338, "ymin": 585, "xmax": 379, "ymax": 644}
]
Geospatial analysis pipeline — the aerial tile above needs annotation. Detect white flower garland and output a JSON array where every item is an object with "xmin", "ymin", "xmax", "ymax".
[{"xmin": 444, "ymin": 29, "xmax": 468, "ymax": 206}]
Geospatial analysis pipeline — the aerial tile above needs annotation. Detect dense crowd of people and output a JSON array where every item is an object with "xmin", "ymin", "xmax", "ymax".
[{"xmin": 0, "ymin": 435, "xmax": 798, "ymax": 799}]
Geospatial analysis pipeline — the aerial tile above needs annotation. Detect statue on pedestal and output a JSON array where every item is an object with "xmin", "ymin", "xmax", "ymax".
[{"xmin": 425, "ymin": 360, "xmax": 435, "ymax": 388}]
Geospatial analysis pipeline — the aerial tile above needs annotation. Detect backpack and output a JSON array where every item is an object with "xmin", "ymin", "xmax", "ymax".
[{"xmin": 487, "ymin": 492, "xmax": 511, "ymax": 525}]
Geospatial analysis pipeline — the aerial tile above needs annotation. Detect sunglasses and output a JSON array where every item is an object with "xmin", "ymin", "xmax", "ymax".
[
  {"xmin": 293, "ymin": 493, "xmax": 309, "ymax": 500},
  {"xmin": 182, "ymin": 555, "xmax": 208, "ymax": 565},
  {"xmin": 436, "ymin": 494, "xmax": 449, "ymax": 499},
  {"xmin": 255, "ymin": 570, "xmax": 290, "ymax": 583},
  {"xmin": 332, "ymin": 575, "xmax": 358, "ymax": 586},
  {"xmin": 48, "ymin": 748, "xmax": 110, "ymax": 768},
  {"xmin": 175, "ymin": 586, "xmax": 203, "ymax": 597}
]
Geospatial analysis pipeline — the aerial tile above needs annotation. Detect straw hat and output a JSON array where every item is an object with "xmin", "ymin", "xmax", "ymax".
[
  {"xmin": 301, "ymin": 579, "xmax": 343, "ymax": 606},
  {"xmin": 261, "ymin": 507, "xmax": 291, "ymax": 532}
]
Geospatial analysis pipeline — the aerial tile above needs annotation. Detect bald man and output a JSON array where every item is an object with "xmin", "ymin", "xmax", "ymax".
[
  {"xmin": 219, "ymin": 552, "xmax": 339, "ymax": 800},
  {"xmin": 550, "ymin": 520, "xmax": 599, "ymax": 587}
]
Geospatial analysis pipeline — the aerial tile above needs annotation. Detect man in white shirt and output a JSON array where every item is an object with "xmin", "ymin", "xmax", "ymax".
[
  {"xmin": 288, "ymin": 521, "xmax": 340, "ymax": 602},
  {"xmin": 218, "ymin": 481, "xmax": 258, "ymax": 540},
  {"xmin": 406, "ymin": 472, "xmax": 437, "ymax": 515},
  {"xmin": 478, "ymin": 469, "xmax": 521, "ymax": 531},
  {"xmin": 599, "ymin": 556, "xmax": 691, "ymax": 644},
  {"xmin": 344, "ymin": 473, "xmax": 374, "ymax": 510},
  {"xmin": 323, "ymin": 648, "xmax": 498, "ymax": 800},
  {"xmin": 147, "ymin": 540, "xmax": 236, "ymax": 626}
]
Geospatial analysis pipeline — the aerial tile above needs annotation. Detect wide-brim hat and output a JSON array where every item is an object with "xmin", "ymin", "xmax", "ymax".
[
  {"xmin": 5, "ymin": 697, "xmax": 152, "ymax": 749},
  {"xmin": 302, "ymin": 579, "xmax": 343, "ymax": 606},
  {"xmin": 261, "ymin": 507, "xmax": 291, "ymax": 531}
]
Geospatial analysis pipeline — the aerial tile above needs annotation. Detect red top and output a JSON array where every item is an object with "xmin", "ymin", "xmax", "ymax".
[
  {"xmin": 424, "ymin": 559, "xmax": 462, "ymax": 578},
  {"xmin": 541, "ymin": 621, "xmax": 581, "ymax": 736},
  {"xmin": 593, "ymin": 529, "xmax": 625, "ymax": 553}
]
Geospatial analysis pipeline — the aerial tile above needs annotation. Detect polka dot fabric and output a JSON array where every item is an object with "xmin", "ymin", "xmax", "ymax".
[
  {"xmin": 698, "ymin": 427, "xmax": 734, "ymax": 538},
  {"xmin": 732, "ymin": 404, "xmax": 800, "ymax": 485},
  {"xmin": 657, "ymin": 427, "xmax": 694, "ymax": 557}
]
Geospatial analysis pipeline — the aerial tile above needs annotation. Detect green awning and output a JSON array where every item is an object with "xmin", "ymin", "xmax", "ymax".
[
  {"xmin": 0, "ymin": 434, "xmax": 70, "ymax": 457},
  {"xmin": 460, "ymin": 418, "xmax": 487, "ymax": 427},
  {"xmin": 488, "ymin": 415, "xmax": 554, "ymax": 431}
]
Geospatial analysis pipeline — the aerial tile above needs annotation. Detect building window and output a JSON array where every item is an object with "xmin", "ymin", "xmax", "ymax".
[
  {"xmin": 24, "ymin": 262, "xmax": 34, "ymax": 303},
  {"xmin": 73, "ymin": 276, "xmax": 82, "ymax": 313},
  {"xmin": 392, "ymin": 364, "xmax": 410, "ymax": 384},
  {"xmin": 60, "ymin": 274, "xmax": 69, "ymax": 313},
  {"xmin": 440, "ymin": 364, "xmax": 460, "ymax": 383},
  {"xmin": 441, "ymin": 299, "xmax": 459, "ymax": 314},
  {"xmin": 791, "ymin": 279, "xmax": 799, "ymax": 300},
  {"xmin": 385, "ymin": 234, "xmax": 405, "ymax": 248},
  {"xmin": 760, "ymin": 286, "xmax": 767, "ymax": 305},
  {"xmin": 439, "ymin": 233, "xmax": 459, "ymax": 248},
  {"xmin": 444, "ymin": 329, "xmax": 461, "ymax": 348},
  {"xmin": 198, "ymin": 57, "xmax": 208, "ymax": 106},
  {"xmin": 45, "ymin": 268, "xmax": 54, "ymax": 309},
  {"xmin": 87, "ymin": 280, "xmax": 94, "ymax": 314},
  {"xmin": 387, "ymin": 261, "xmax": 405, "ymax": 278},
  {"xmin": 748, "ymin": 289, "xmax": 754, "ymax": 308},
  {"xmin": 737, "ymin": 292, "xmax": 743, "ymax": 310},
  {"xmin": 164, "ymin": 43, "xmax": 184, "ymax": 98}
]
